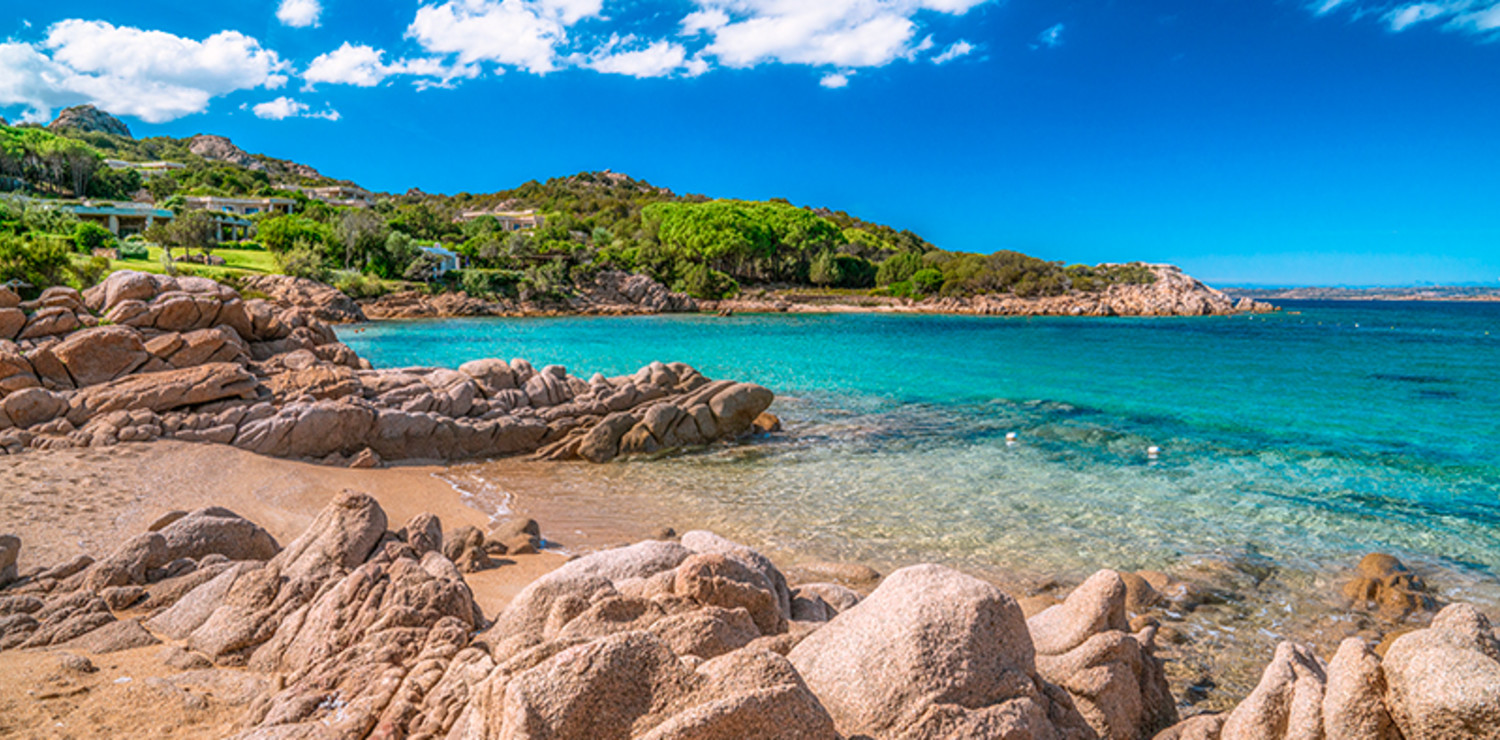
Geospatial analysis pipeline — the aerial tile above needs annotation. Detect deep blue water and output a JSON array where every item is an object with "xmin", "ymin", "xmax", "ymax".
[{"xmin": 339, "ymin": 301, "xmax": 1500, "ymax": 586}]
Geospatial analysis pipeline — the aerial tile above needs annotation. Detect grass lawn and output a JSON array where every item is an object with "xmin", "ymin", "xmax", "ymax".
[{"xmin": 75, "ymin": 245, "xmax": 280, "ymax": 282}]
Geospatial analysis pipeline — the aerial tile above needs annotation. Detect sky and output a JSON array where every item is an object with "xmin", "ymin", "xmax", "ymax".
[{"xmin": 2, "ymin": 0, "xmax": 1498, "ymax": 286}]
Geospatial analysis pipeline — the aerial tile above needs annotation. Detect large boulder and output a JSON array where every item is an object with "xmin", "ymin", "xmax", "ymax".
[
  {"xmin": 1027, "ymin": 570, "xmax": 1177, "ymax": 740},
  {"xmin": 1383, "ymin": 604, "xmax": 1500, "ymax": 738},
  {"xmin": 185, "ymin": 491, "xmax": 388, "ymax": 663},
  {"xmin": 156, "ymin": 507, "xmax": 280, "ymax": 563},
  {"xmin": 1220, "ymin": 642, "xmax": 1328, "ymax": 740},
  {"xmin": 51, "ymin": 325, "xmax": 149, "ymax": 386},
  {"xmin": 788, "ymin": 563, "xmax": 1092, "ymax": 739},
  {"xmin": 482, "ymin": 631, "xmax": 838, "ymax": 740},
  {"xmin": 67, "ymin": 362, "xmax": 258, "ymax": 424}
]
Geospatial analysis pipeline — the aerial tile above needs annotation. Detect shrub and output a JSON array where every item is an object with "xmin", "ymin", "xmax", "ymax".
[
  {"xmin": 71, "ymin": 255, "xmax": 112, "ymax": 288},
  {"xmin": 675, "ymin": 263, "xmax": 738, "ymax": 300},
  {"xmin": 911, "ymin": 268, "xmax": 944, "ymax": 295},
  {"xmin": 457, "ymin": 268, "xmax": 523, "ymax": 297},
  {"xmin": 331, "ymin": 270, "xmax": 387, "ymax": 299},
  {"xmin": 832, "ymin": 254, "xmax": 877, "ymax": 288},
  {"xmin": 876, "ymin": 251, "xmax": 923, "ymax": 286},
  {"xmin": 118, "ymin": 243, "xmax": 149, "ymax": 260},
  {"xmin": 0, "ymin": 233, "xmax": 72, "ymax": 292},
  {"xmin": 73, "ymin": 222, "xmax": 116, "ymax": 253},
  {"xmin": 278, "ymin": 242, "xmax": 329, "ymax": 282}
]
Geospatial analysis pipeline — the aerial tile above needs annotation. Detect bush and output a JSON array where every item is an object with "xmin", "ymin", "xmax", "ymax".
[
  {"xmin": 911, "ymin": 268, "xmax": 944, "ymax": 295},
  {"xmin": 832, "ymin": 254, "xmax": 877, "ymax": 288},
  {"xmin": 71, "ymin": 255, "xmax": 112, "ymax": 288},
  {"xmin": 876, "ymin": 251, "xmax": 923, "ymax": 286},
  {"xmin": 457, "ymin": 268, "xmax": 523, "ymax": 297},
  {"xmin": 73, "ymin": 222, "xmax": 116, "ymax": 253},
  {"xmin": 0, "ymin": 233, "xmax": 73, "ymax": 292},
  {"xmin": 278, "ymin": 242, "xmax": 329, "ymax": 282},
  {"xmin": 118, "ymin": 243, "xmax": 149, "ymax": 260},
  {"xmin": 331, "ymin": 270, "xmax": 387, "ymax": 299},
  {"xmin": 676, "ymin": 263, "xmax": 738, "ymax": 300}
]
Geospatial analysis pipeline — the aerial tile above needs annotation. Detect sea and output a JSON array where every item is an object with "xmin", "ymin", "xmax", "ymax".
[{"xmin": 339, "ymin": 300, "xmax": 1500, "ymax": 696}]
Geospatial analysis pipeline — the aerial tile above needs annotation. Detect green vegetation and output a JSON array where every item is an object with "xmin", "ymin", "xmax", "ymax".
[{"xmin": 5, "ymin": 116, "xmax": 1161, "ymax": 303}]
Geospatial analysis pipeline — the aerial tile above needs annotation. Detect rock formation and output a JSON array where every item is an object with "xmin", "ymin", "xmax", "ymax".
[
  {"xmin": 1151, "ymin": 604, "xmax": 1500, "ymax": 740},
  {"xmin": 0, "ymin": 271, "xmax": 773, "ymax": 464},
  {"xmin": 187, "ymin": 135, "xmax": 266, "ymax": 172},
  {"xmin": 4, "ymin": 492, "xmax": 1499, "ymax": 739},
  {"xmin": 237, "ymin": 274, "xmax": 368, "ymax": 324},
  {"xmin": 928, "ymin": 265, "xmax": 1275, "ymax": 317},
  {"xmin": 360, "ymin": 270, "xmax": 698, "ymax": 319},
  {"xmin": 48, "ymin": 105, "xmax": 131, "ymax": 137}
]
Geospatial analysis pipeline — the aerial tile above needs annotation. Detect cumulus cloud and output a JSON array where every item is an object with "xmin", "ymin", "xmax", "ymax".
[
  {"xmin": 1312, "ymin": 1, "xmax": 1500, "ymax": 36},
  {"xmin": 932, "ymin": 39, "xmax": 973, "ymax": 63},
  {"xmin": 0, "ymin": 20, "xmax": 288, "ymax": 123},
  {"xmin": 277, "ymin": 0, "xmax": 323, "ymax": 28},
  {"xmin": 251, "ymin": 96, "xmax": 339, "ymax": 120},
  {"xmin": 691, "ymin": 0, "xmax": 991, "ymax": 70},
  {"xmin": 406, "ymin": 0, "xmax": 604, "ymax": 74},
  {"xmin": 393, "ymin": 0, "xmax": 991, "ymax": 87}
]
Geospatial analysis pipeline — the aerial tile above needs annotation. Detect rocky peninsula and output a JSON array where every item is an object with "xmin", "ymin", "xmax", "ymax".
[{"xmin": 341, "ymin": 265, "xmax": 1276, "ymax": 321}]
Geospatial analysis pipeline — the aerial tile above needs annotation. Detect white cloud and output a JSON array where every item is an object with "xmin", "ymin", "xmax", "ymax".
[
  {"xmin": 303, "ymin": 41, "xmax": 483, "ymax": 89},
  {"xmin": 251, "ymin": 96, "xmax": 339, "ymax": 121},
  {"xmin": 277, "ymin": 0, "xmax": 323, "ymax": 28},
  {"xmin": 585, "ymin": 36, "xmax": 703, "ymax": 77},
  {"xmin": 819, "ymin": 71, "xmax": 851, "ymax": 88},
  {"xmin": 932, "ymin": 39, "xmax": 973, "ymax": 63},
  {"xmin": 693, "ymin": 0, "xmax": 990, "ymax": 70},
  {"xmin": 406, "ymin": 0, "xmax": 605, "ymax": 74},
  {"xmin": 304, "ymin": 43, "xmax": 390, "ymax": 87},
  {"xmin": 291, "ymin": 0, "xmax": 992, "ymax": 96},
  {"xmin": 1037, "ymin": 23, "xmax": 1064, "ymax": 48},
  {"xmin": 0, "ymin": 20, "xmax": 288, "ymax": 123},
  {"xmin": 1312, "ymin": 1, "xmax": 1500, "ymax": 37},
  {"xmin": 252, "ymin": 96, "xmax": 307, "ymax": 119},
  {"xmin": 681, "ymin": 8, "xmax": 730, "ymax": 35}
]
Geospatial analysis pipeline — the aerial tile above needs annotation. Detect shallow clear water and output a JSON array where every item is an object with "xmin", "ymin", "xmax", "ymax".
[{"xmin": 340, "ymin": 301, "xmax": 1500, "ymax": 589}]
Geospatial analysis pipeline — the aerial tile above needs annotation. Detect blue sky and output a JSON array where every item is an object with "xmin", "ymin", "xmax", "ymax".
[{"xmin": 3, "ymin": 0, "xmax": 1498, "ymax": 286}]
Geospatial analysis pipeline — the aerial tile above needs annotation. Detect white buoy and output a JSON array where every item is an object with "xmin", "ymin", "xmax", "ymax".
[{"xmin": 1147, "ymin": 445, "xmax": 1161, "ymax": 459}]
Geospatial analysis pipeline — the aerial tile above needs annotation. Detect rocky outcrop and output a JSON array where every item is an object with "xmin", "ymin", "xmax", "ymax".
[
  {"xmin": 0, "ymin": 271, "xmax": 774, "ymax": 464},
  {"xmin": 359, "ymin": 271, "xmax": 697, "ymax": 319},
  {"xmin": 930, "ymin": 265, "xmax": 1275, "ymax": 317},
  {"xmin": 5, "ymin": 491, "xmax": 1500, "ymax": 739},
  {"xmin": 1027, "ymin": 570, "xmax": 1177, "ymax": 740},
  {"xmin": 48, "ymin": 105, "xmax": 131, "ymax": 137},
  {"xmin": 187, "ymin": 135, "xmax": 265, "ymax": 171},
  {"xmin": 1151, "ymin": 603, "xmax": 1500, "ymax": 740},
  {"xmin": 237, "ymin": 274, "xmax": 367, "ymax": 324},
  {"xmin": 710, "ymin": 264, "xmax": 1277, "ymax": 317},
  {"xmin": 788, "ymin": 563, "xmax": 1096, "ymax": 739}
]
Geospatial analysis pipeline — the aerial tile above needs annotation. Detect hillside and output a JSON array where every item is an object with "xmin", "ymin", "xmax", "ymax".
[{"xmin": 1, "ymin": 106, "xmax": 1265, "ymax": 315}]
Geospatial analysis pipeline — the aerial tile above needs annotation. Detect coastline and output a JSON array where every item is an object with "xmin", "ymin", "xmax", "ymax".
[{"xmin": 6, "ymin": 439, "xmax": 1495, "ymax": 732}]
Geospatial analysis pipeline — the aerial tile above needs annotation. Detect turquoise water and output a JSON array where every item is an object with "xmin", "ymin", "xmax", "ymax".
[{"xmin": 339, "ymin": 302, "xmax": 1500, "ymax": 590}]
